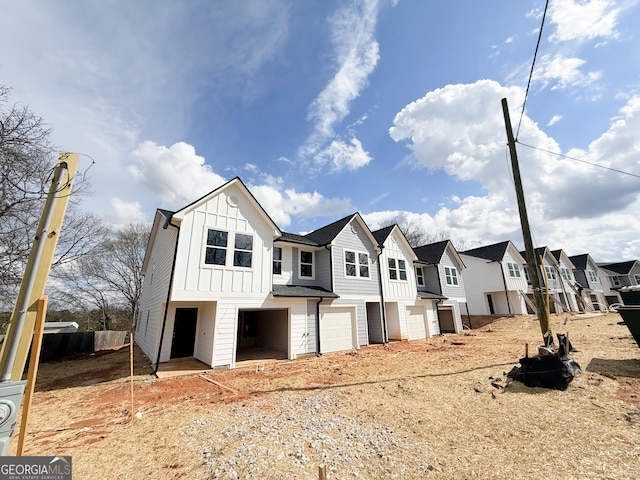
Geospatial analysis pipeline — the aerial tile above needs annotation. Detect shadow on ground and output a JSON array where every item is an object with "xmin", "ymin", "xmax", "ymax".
[{"xmin": 587, "ymin": 357, "xmax": 640, "ymax": 379}]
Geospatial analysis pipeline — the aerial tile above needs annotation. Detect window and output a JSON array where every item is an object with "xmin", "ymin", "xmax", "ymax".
[
  {"xmin": 507, "ymin": 263, "xmax": 521, "ymax": 278},
  {"xmin": 398, "ymin": 260, "xmax": 407, "ymax": 280},
  {"xmin": 388, "ymin": 258, "xmax": 407, "ymax": 281},
  {"xmin": 205, "ymin": 229, "xmax": 228, "ymax": 265},
  {"xmin": 587, "ymin": 270, "xmax": 599, "ymax": 283},
  {"xmin": 273, "ymin": 247, "xmax": 282, "ymax": 275},
  {"xmin": 345, "ymin": 251, "xmax": 370, "ymax": 278},
  {"xmin": 524, "ymin": 266, "xmax": 531, "ymax": 284},
  {"xmin": 388, "ymin": 258, "xmax": 397, "ymax": 280},
  {"xmin": 634, "ymin": 274, "xmax": 640, "ymax": 285},
  {"xmin": 444, "ymin": 266, "xmax": 458, "ymax": 286},
  {"xmin": 545, "ymin": 266, "xmax": 556, "ymax": 280},
  {"xmin": 416, "ymin": 267, "xmax": 424, "ymax": 286},
  {"xmin": 233, "ymin": 234, "xmax": 253, "ymax": 267},
  {"xmin": 300, "ymin": 251, "xmax": 314, "ymax": 278},
  {"xmin": 560, "ymin": 267, "xmax": 572, "ymax": 281},
  {"xmin": 612, "ymin": 276, "xmax": 621, "ymax": 287}
]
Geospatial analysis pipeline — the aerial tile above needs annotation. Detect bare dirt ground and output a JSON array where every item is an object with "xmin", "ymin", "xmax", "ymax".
[{"xmin": 9, "ymin": 313, "xmax": 640, "ymax": 479}]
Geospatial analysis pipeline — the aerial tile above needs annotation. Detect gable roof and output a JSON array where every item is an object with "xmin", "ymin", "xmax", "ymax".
[
  {"xmin": 371, "ymin": 225, "xmax": 394, "ymax": 246},
  {"xmin": 304, "ymin": 214, "xmax": 355, "ymax": 245},
  {"xmin": 519, "ymin": 246, "xmax": 557, "ymax": 266},
  {"xmin": 414, "ymin": 240, "xmax": 449, "ymax": 264},
  {"xmin": 171, "ymin": 177, "xmax": 281, "ymax": 236},
  {"xmin": 568, "ymin": 253, "xmax": 590, "ymax": 270},
  {"xmin": 461, "ymin": 241, "xmax": 511, "ymax": 262},
  {"xmin": 597, "ymin": 260, "xmax": 638, "ymax": 275}
]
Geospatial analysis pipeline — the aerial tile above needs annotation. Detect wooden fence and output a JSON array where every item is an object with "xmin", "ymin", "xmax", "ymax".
[{"xmin": 39, "ymin": 330, "xmax": 129, "ymax": 363}]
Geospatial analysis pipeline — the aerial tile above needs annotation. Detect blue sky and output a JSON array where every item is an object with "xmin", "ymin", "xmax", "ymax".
[{"xmin": 2, "ymin": 0, "xmax": 639, "ymax": 261}]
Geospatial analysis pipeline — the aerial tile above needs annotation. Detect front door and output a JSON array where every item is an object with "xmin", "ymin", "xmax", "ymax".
[{"xmin": 171, "ymin": 308, "xmax": 198, "ymax": 358}]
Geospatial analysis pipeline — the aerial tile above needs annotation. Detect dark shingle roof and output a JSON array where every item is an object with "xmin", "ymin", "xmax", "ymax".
[
  {"xmin": 371, "ymin": 225, "xmax": 394, "ymax": 246},
  {"xmin": 569, "ymin": 254, "xmax": 589, "ymax": 270},
  {"xmin": 417, "ymin": 291, "xmax": 447, "ymax": 300},
  {"xmin": 272, "ymin": 285, "xmax": 338, "ymax": 298},
  {"xmin": 414, "ymin": 240, "xmax": 449, "ymax": 264},
  {"xmin": 519, "ymin": 247, "xmax": 551, "ymax": 265},
  {"xmin": 461, "ymin": 241, "xmax": 510, "ymax": 262},
  {"xmin": 597, "ymin": 260, "xmax": 637, "ymax": 275},
  {"xmin": 304, "ymin": 214, "xmax": 356, "ymax": 245},
  {"xmin": 277, "ymin": 232, "xmax": 320, "ymax": 246},
  {"xmin": 551, "ymin": 249, "xmax": 562, "ymax": 261}
]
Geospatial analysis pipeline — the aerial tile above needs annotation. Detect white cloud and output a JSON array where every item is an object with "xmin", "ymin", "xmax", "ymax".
[
  {"xmin": 549, "ymin": 0, "xmax": 620, "ymax": 43},
  {"xmin": 386, "ymin": 80, "xmax": 640, "ymax": 258},
  {"xmin": 129, "ymin": 141, "xmax": 226, "ymax": 209},
  {"xmin": 547, "ymin": 115, "xmax": 563, "ymax": 126},
  {"xmin": 534, "ymin": 54, "xmax": 602, "ymax": 91},
  {"xmin": 314, "ymin": 137, "xmax": 373, "ymax": 172},
  {"xmin": 109, "ymin": 198, "xmax": 147, "ymax": 227},
  {"xmin": 300, "ymin": 0, "xmax": 380, "ymax": 172}
]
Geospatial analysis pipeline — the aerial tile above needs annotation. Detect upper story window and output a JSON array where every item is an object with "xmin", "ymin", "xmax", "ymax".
[
  {"xmin": 388, "ymin": 258, "xmax": 407, "ymax": 281},
  {"xmin": 507, "ymin": 262, "xmax": 521, "ymax": 278},
  {"xmin": 634, "ymin": 274, "xmax": 640, "ymax": 284},
  {"xmin": 612, "ymin": 276, "xmax": 621, "ymax": 287},
  {"xmin": 416, "ymin": 267, "xmax": 424, "ymax": 286},
  {"xmin": 233, "ymin": 234, "xmax": 253, "ymax": 267},
  {"xmin": 524, "ymin": 266, "xmax": 531, "ymax": 284},
  {"xmin": 205, "ymin": 229, "xmax": 228, "ymax": 265},
  {"xmin": 560, "ymin": 267, "xmax": 572, "ymax": 281},
  {"xmin": 345, "ymin": 250, "xmax": 370, "ymax": 278},
  {"xmin": 544, "ymin": 265, "xmax": 556, "ymax": 280},
  {"xmin": 273, "ymin": 247, "xmax": 282, "ymax": 275},
  {"xmin": 444, "ymin": 266, "xmax": 459, "ymax": 286},
  {"xmin": 300, "ymin": 250, "xmax": 314, "ymax": 278},
  {"xmin": 587, "ymin": 270, "xmax": 599, "ymax": 283}
]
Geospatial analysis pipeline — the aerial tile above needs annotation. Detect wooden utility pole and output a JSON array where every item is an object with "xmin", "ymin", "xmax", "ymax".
[
  {"xmin": 0, "ymin": 152, "xmax": 79, "ymax": 381},
  {"xmin": 501, "ymin": 98, "xmax": 551, "ymax": 342}
]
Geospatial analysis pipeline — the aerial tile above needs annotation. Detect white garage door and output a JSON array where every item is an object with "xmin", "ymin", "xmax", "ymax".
[
  {"xmin": 320, "ymin": 307, "xmax": 354, "ymax": 353},
  {"xmin": 406, "ymin": 306, "xmax": 426, "ymax": 340}
]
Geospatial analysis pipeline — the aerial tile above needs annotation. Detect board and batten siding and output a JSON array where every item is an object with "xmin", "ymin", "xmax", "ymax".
[
  {"xmin": 171, "ymin": 183, "xmax": 275, "ymax": 300},
  {"xmin": 501, "ymin": 247, "xmax": 529, "ymax": 291},
  {"xmin": 272, "ymin": 244, "xmax": 293, "ymax": 285},
  {"xmin": 332, "ymin": 222, "xmax": 379, "ymax": 297},
  {"xmin": 378, "ymin": 231, "xmax": 417, "ymax": 300},
  {"xmin": 459, "ymin": 255, "xmax": 504, "ymax": 315},
  {"xmin": 136, "ymin": 223, "xmax": 178, "ymax": 363}
]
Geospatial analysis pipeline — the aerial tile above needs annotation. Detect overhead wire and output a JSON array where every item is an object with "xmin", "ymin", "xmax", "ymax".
[
  {"xmin": 516, "ymin": 0, "xmax": 550, "ymax": 140},
  {"xmin": 516, "ymin": 140, "xmax": 640, "ymax": 179}
]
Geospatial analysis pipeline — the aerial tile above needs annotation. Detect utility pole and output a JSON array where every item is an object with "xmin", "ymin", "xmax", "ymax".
[
  {"xmin": 0, "ymin": 152, "xmax": 78, "ymax": 454},
  {"xmin": 501, "ymin": 98, "xmax": 551, "ymax": 343}
]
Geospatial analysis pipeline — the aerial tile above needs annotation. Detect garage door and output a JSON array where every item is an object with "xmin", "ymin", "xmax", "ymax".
[
  {"xmin": 406, "ymin": 306, "xmax": 426, "ymax": 340},
  {"xmin": 320, "ymin": 307, "xmax": 354, "ymax": 353}
]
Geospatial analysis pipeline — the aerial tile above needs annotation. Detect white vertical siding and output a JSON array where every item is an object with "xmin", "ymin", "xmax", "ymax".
[{"xmin": 378, "ymin": 230, "xmax": 417, "ymax": 300}]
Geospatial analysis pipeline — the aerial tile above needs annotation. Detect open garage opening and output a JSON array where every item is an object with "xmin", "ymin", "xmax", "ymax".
[{"xmin": 236, "ymin": 309, "xmax": 289, "ymax": 364}]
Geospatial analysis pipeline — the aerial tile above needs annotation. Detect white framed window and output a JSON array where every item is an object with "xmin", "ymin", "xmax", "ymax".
[
  {"xmin": 560, "ymin": 267, "xmax": 572, "ymax": 281},
  {"xmin": 507, "ymin": 263, "xmax": 521, "ymax": 278},
  {"xmin": 634, "ymin": 274, "xmax": 640, "ymax": 284},
  {"xmin": 545, "ymin": 266, "xmax": 556, "ymax": 280},
  {"xmin": 273, "ymin": 247, "xmax": 282, "ymax": 275},
  {"xmin": 444, "ymin": 266, "xmax": 459, "ymax": 286},
  {"xmin": 300, "ymin": 250, "xmax": 314, "ymax": 278},
  {"xmin": 398, "ymin": 259, "xmax": 407, "ymax": 280},
  {"xmin": 233, "ymin": 234, "xmax": 253, "ymax": 267},
  {"xmin": 388, "ymin": 258, "xmax": 407, "ymax": 281},
  {"xmin": 524, "ymin": 266, "xmax": 531, "ymax": 283},
  {"xmin": 612, "ymin": 276, "xmax": 621, "ymax": 287},
  {"xmin": 587, "ymin": 270, "xmax": 599, "ymax": 283},
  {"xmin": 416, "ymin": 267, "xmax": 424, "ymax": 286},
  {"xmin": 345, "ymin": 250, "xmax": 370, "ymax": 278},
  {"xmin": 205, "ymin": 229, "xmax": 228, "ymax": 265}
]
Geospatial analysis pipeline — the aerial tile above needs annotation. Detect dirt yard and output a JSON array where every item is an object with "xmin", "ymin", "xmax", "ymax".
[{"xmin": 9, "ymin": 313, "xmax": 640, "ymax": 479}]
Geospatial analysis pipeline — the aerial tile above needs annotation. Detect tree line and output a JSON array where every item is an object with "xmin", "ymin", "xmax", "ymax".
[{"xmin": 0, "ymin": 85, "xmax": 149, "ymax": 333}]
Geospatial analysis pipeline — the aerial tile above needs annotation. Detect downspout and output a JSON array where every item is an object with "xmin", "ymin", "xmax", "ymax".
[
  {"xmin": 325, "ymin": 245, "xmax": 334, "ymax": 292},
  {"xmin": 376, "ymin": 246, "xmax": 388, "ymax": 343},
  {"xmin": 153, "ymin": 216, "xmax": 180, "ymax": 374},
  {"xmin": 498, "ymin": 261, "xmax": 513, "ymax": 315},
  {"xmin": 315, "ymin": 298, "xmax": 323, "ymax": 356}
]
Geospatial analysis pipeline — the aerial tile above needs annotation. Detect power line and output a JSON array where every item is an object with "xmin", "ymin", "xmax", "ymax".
[
  {"xmin": 516, "ymin": 0, "xmax": 550, "ymax": 140},
  {"xmin": 516, "ymin": 140, "xmax": 640, "ymax": 179}
]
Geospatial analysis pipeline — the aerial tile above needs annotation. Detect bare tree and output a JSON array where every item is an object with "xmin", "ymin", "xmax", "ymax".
[
  {"xmin": 379, "ymin": 218, "xmax": 466, "ymax": 251},
  {"xmin": 0, "ymin": 85, "xmax": 107, "ymax": 309},
  {"xmin": 52, "ymin": 223, "xmax": 150, "ymax": 331}
]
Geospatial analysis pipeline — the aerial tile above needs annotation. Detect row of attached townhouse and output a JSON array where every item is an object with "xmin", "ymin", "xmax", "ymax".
[
  {"xmin": 136, "ymin": 178, "xmax": 465, "ymax": 370},
  {"xmin": 136, "ymin": 177, "xmax": 638, "ymax": 370}
]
